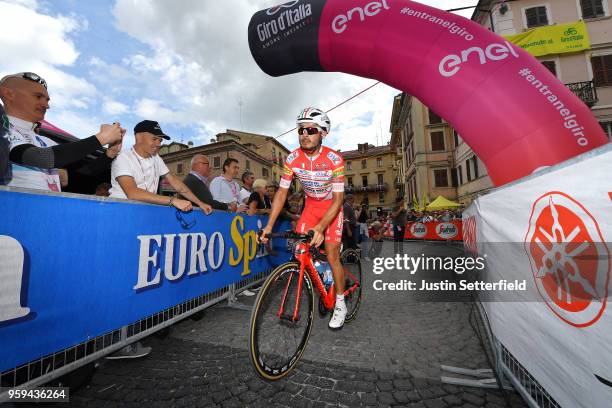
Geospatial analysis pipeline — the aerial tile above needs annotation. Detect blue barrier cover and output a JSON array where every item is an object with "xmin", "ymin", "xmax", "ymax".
[{"xmin": 0, "ymin": 189, "xmax": 291, "ymax": 371}]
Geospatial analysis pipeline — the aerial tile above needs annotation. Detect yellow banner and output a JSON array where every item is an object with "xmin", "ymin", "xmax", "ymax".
[{"xmin": 503, "ymin": 21, "xmax": 591, "ymax": 57}]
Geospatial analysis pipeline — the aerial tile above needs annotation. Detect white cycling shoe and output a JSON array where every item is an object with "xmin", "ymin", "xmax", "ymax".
[{"xmin": 329, "ymin": 299, "xmax": 347, "ymax": 330}]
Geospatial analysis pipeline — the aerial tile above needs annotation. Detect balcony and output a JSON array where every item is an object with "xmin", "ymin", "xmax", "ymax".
[
  {"xmin": 565, "ymin": 81, "xmax": 598, "ymax": 108},
  {"xmin": 345, "ymin": 183, "xmax": 389, "ymax": 193},
  {"xmin": 369, "ymin": 183, "xmax": 389, "ymax": 192}
]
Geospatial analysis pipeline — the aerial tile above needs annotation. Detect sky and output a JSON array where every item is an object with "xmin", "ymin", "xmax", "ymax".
[{"xmin": 0, "ymin": 0, "xmax": 475, "ymax": 152}]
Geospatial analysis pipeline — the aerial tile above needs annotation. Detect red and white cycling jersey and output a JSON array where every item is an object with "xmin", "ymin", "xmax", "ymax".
[{"xmin": 279, "ymin": 145, "xmax": 344, "ymax": 201}]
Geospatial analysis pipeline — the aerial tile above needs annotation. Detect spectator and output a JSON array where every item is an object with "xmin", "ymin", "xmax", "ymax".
[
  {"xmin": 0, "ymin": 72, "xmax": 124, "ymax": 190},
  {"xmin": 239, "ymin": 171, "xmax": 255, "ymax": 204},
  {"xmin": 267, "ymin": 182, "xmax": 297, "ymax": 222},
  {"xmin": 342, "ymin": 194, "xmax": 358, "ymax": 249},
  {"xmin": 95, "ymin": 182, "xmax": 111, "ymax": 197},
  {"xmin": 391, "ymin": 198, "xmax": 407, "ymax": 253},
  {"xmin": 182, "ymin": 154, "xmax": 236, "ymax": 212},
  {"xmin": 247, "ymin": 178, "xmax": 271, "ymax": 216},
  {"xmin": 368, "ymin": 220, "xmax": 384, "ymax": 259},
  {"xmin": 358, "ymin": 205, "xmax": 370, "ymax": 260},
  {"xmin": 0, "ymin": 103, "xmax": 10, "ymax": 184},
  {"xmin": 210, "ymin": 158, "xmax": 243, "ymax": 207},
  {"xmin": 109, "ymin": 120, "xmax": 212, "ymax": 215},
  {"xmin": 106, "ymin": 120, "xmax": 211, "ymax": 359}
]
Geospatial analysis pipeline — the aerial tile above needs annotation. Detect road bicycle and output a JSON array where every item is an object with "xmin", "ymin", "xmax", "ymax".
[{"xmin": 249, "ymin": 231, "xmax": 362, "ymax": 380}]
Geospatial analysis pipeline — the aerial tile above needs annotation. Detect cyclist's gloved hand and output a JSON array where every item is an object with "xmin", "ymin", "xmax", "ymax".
[
  {"xmin": 258, "ymin": 226, "xmax": 272, "ymax": 244},
  {"xmin": 309, "ymin": 226, "xmax": 324, "ymax": 247}
]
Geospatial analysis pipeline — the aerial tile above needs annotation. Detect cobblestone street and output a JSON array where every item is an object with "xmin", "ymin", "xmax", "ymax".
[{"xmin": 68, "ymin": 241, "xmax": 528, "ymax": 407}]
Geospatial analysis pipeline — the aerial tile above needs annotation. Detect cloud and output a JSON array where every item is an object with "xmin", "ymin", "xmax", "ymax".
[
  {"xmin": 103, "ymin": 99, "xmax": 129, "ymax": 116},
  {"xmin": 110, "ymin": 0, "xmax": 403, "ymax": 152},
  {"xmin": 0, "ymin": 0, "xmax": 97, "ymax": 124}
]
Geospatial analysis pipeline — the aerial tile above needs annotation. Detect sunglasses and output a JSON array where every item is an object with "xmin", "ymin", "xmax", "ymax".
[
  {"xmin": 297, "ymin": 126, "xmax": 322, "ymax": 136},
  {"xmin": 0, "ymin": 72, "xmax": 47, "ymax": 89}
]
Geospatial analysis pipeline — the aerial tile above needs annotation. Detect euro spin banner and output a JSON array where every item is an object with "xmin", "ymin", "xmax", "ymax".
[
  {"xmin": 248, "ymin": 0, "xmax": 608, "ymax": 186},
  {"xmin": 0, "ymin": 189, "xmax": 291, "ymax": 371},
  {"xmin": 462, "ymin": 144, "xmax": 612, "ymax": 407}
]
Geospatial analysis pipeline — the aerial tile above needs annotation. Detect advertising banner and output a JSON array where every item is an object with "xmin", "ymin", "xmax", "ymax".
[
  {"xmin": 248, "ymin": 0, "xmax": 608, "ymax": 186},
  {"xmin": 463, "ymin": 145, "xmax": 612, "ymax": 407},
  {"xmin": 404, "ymin": 220, "xmax": 463, "ymax": 241},
  {"xmin": 504, "ymin": 21, "xmax": 591, "ymax": 57},
  {"xmin": 0, "ymin": 189, "xmax": 290, "ymax": 371}
]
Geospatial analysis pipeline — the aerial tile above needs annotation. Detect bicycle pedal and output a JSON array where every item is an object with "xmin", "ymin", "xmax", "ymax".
[{"xmin": 279, "ymin": 313, "xmax": 300, "ymax": 322}]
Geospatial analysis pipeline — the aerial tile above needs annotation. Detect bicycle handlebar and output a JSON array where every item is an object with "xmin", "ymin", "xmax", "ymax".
[{"xmin": 259, "ymin": 230, "xmax": 314, "ymax": 241}]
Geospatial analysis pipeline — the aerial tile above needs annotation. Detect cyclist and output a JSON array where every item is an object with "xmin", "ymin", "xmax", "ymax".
[{"xmin": 260, "ymin": 107, "xmax": 347, "ymax": 329}]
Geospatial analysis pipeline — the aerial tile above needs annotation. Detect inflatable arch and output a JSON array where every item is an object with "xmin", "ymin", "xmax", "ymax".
[{"xmin": 248, "ymin": 0, "xmax": 609, "ymax": 186}]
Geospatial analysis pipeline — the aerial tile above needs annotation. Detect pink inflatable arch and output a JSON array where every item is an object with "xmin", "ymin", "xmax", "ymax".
[{"xmin": 248, "ymin": 0, "xmax": 609, "ymax": 186}]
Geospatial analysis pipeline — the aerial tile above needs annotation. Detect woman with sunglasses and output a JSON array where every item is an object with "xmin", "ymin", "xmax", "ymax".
[{"xmin": 259, "ymin": 107, "xmax": 349, "ymax": 329}]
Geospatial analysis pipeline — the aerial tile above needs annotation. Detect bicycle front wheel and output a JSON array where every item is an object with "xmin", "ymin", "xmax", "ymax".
[{"xmin": 249, "ymin": 262, "xmax": 314, "ymax": 380}]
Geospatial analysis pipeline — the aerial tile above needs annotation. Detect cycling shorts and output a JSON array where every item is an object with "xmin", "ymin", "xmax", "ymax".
[{"xmin": 296, "ymin": 199, "xmax": 344, "ymax": 244}]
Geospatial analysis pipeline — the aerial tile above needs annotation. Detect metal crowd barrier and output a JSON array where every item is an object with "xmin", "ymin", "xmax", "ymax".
[
  {"xmin": 0, "ymin": 270, "xmax": 269, "ymax": 403},
  {"xmin": 474, "ymin": 301, "xmax": 561, "ymax": 408}
]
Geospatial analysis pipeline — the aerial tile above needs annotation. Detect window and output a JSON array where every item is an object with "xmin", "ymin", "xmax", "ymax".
[
  {"xmin": 377, "ymin": 174, "xmax": 384, "ymax": 185},
  {"xmin": 540, "ymin": 60, "xmax": 557, "ymax": 76},
  {"xmin": 472, "ymin": 156, "xmax": 479, "ymax": 179},
  {"xmin": 347, "ymin": 176, "xmax": 353, "ymax": 187},
  {"xmin": 457, "ymin": 165, "xmax": 463, "ymax": 185},
  {"xmin": 453, "ymin": 130, "xmax": 459, "ymax": 148},
  {"xmin": 262, "ymin": 168, "xmax": 269, "ymax": 178},
  {"xmin": 428, "ymin": 109, "xmax": 442, "ymax": 124},
  {"xmin": 581, "ymin": 0, "xmax": 605, "ymax": 19},
  {"xmin": 466, "ymin": 161, "xmax": 472, "ymax": 181},
  {"xmin": 525, "ymin": 6, "xmax": 548, "ymax": 28},
  {"xmin": 176, "ymin": 163, "xmax": 183, "ymax": 174},
  {"xmin": 362, "ymin": 175, "xmax": 368, "ymax": 186},
  {"xmin": 361, "ymin": 159, "xmax": 367, "ymax": 169},
  {"xmin": 434, "ymin": 169, "xmax": 449, "ymax": 187},
  {"xmin": 592, "ymin": 55, "xmax": 612, "ymax": 87},
  {"xmin": 378, "ymin": 191, "xmax": 385, "ymax": 203},
  {"xmin": 451, "ymin": 168, "xmax": 458, "ymax": 187},
  {"xmin": 346, "ymin": 161, "xmax": 352, "ymax": 170},
  {"xmin": 430, "ymin": 131, "xmax": 445, "ymax": 151},
  {"xmin": 245, "ymin": 159, "xmax": 250, "ymax": 170},
  {"xmin": 213, "ymin": 156, "xmax": 221, "ymax": 168},
  {"xmin": 376, "ymin": 157, "xmax": 382, "ymax": 167}
]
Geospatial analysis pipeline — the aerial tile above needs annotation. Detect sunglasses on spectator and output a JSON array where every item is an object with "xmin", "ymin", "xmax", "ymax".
[
  {"xmin": 0, "ymin": 72, "xmax": 47, "ymax": 89},
  {"xmin": 196, "ymin": 161, "xmax": 209, "ymax": 165},
  {"xmin": 297, "ymin": 126, "xmax": 322, "ymax": 136}
]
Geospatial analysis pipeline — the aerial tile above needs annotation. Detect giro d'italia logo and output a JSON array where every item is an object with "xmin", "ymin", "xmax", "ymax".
[
  {"xmin": 266, "ymin": 0, "xmax": 299, "ymax": 15},
  {"xmin": 525, "ymin": 192, "xmax": 610, "ymax": 327},
  {"xmin": 463, "ymin": 216, "xmax": 477, "ymax": 254}
]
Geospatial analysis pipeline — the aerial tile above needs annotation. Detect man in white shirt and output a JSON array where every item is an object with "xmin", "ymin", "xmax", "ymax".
[
  {"xmin": 239, "ymin": 170, "xmax": 254, "ymax": 203},
  {"xmin": 209, "ymin": 157, "xmax": 242, "ymax": 205},
  {"xmin": 0, "ymin": 72, "xmax": 124, "ymax": 190},
  {"xmin": 109, "ymin": 120, "xmax": 212, "ymax": 214}
]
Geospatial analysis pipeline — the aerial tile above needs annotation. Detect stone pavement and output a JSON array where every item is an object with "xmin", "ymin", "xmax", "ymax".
[{"xmin": 66, "ymin": 241, "xmax": 527, "ymax": 407}]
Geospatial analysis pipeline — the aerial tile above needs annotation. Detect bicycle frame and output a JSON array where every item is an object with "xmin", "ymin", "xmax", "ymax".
[{"xmin": 277, "ymin": 242, "xmax": 359, "ymax": 322}]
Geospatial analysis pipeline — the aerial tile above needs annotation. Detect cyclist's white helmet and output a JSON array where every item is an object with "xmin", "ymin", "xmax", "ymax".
[{"xmin": 296, "ymin": 107, "xmax": 331, "ymax": 134}]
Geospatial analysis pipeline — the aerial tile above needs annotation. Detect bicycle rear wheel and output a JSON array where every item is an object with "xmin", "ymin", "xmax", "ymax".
[
  {"xmin": 249, "ymin": 262, "xmax": 314, "ymax": 380},
  {"xmin": 341, "ymin": 249, "xmax": 362, "ymax": 322}
]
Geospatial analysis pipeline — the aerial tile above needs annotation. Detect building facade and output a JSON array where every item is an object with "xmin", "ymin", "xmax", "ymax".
[
  {"xmin": 390, "ymin": 93, "xmax": 469, "ymax": 207},
  {"xmin": 342, "ymin": 143, "xmax": 399, "ymax": 212},
  {"xmin": 159, "ymin": 130, "xmax": 291, "ymax": 193}
]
